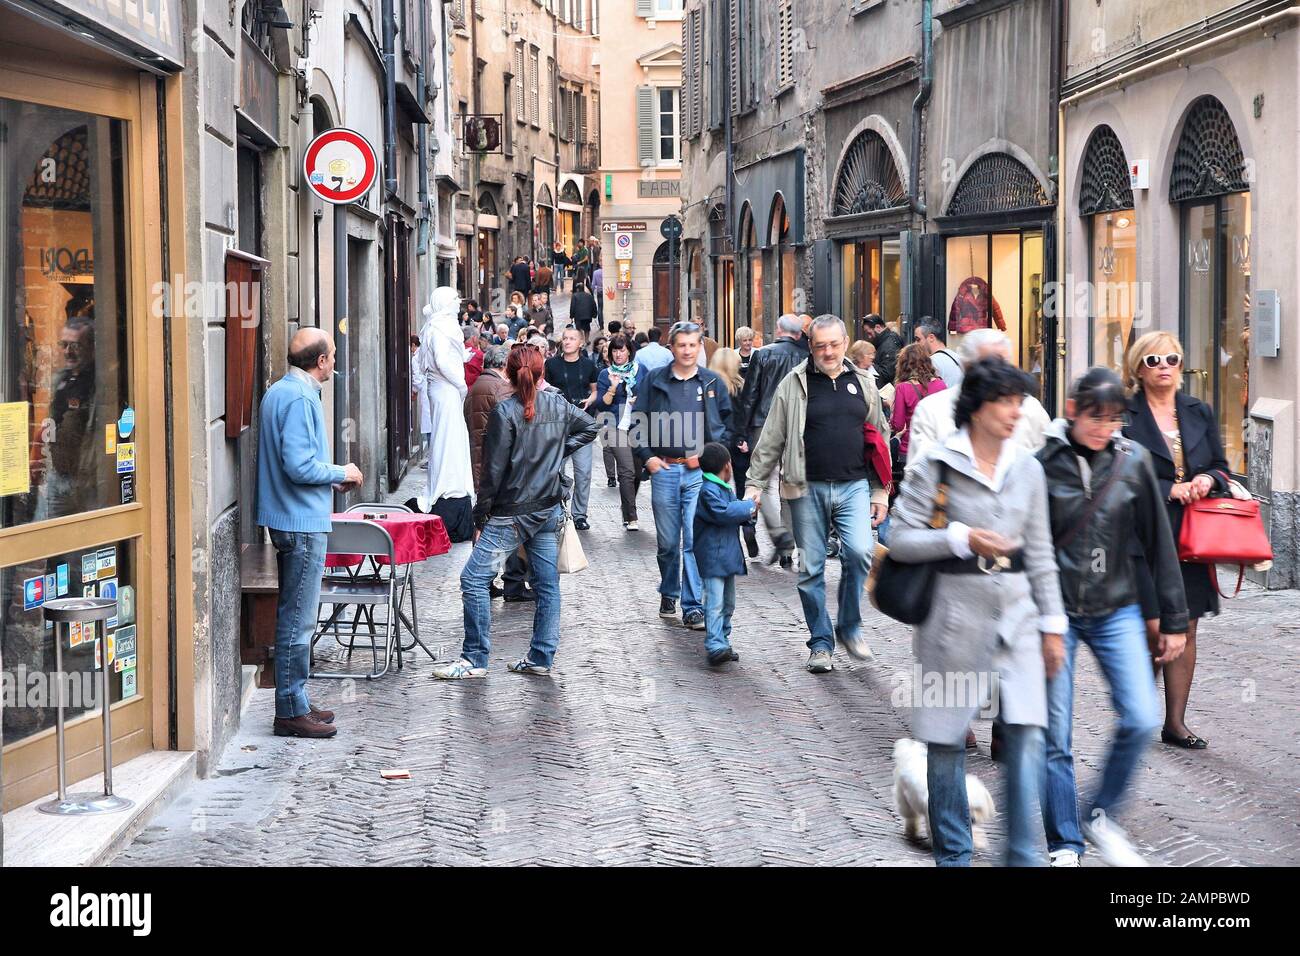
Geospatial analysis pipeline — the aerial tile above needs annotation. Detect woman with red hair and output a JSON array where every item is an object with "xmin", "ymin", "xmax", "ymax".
[{"xmin": 433, "ymin": 344, "xmax": 598, "ymax": 679}]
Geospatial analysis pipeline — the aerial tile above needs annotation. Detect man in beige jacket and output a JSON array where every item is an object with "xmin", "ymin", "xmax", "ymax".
[{"xmin": 745, "ymin": 315, "xmax": 891, "ymax": 674}]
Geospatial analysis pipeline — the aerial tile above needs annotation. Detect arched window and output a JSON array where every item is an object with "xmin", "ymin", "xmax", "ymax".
[
  {"xmin": 769, "ymin": 194, "xmax": 795, "ymax": 316},
  {"xmin": 832, "ymin": 129, "xmax": 907, "ymax": 216},
  {"xmin": 559, "ymin": 180, "xmax": 583, "ymax": 205},
  {"xmin": 1174, "ymin": 96, "xmax": 1251, "ymax": 475},
  {"xmin": 477, "ymin": 191, "xmax": 498, "ymax": 216},
  {"xmin": 946, "ymin": 153, "xmax": 1049, "ymax": 217},
  {"xmin": 1080, "ymin": 126, "xmax": 1137, "ymax": 372},
  {"xmin": 738, "ymin": 203, "xmax": 763, "ymax": 332}
]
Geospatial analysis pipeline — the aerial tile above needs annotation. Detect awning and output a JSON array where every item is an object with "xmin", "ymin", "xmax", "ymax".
[{"xmin": 396, "ymin": 80, "xmax": 431, "ymax": 125}]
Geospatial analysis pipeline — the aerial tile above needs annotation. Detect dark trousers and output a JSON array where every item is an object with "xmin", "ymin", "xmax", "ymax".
[{"xmin": 503, "ymin": 551, "xmax": 529, "ymax": 598}]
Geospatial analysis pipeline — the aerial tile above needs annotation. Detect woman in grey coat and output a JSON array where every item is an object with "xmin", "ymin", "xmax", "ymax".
[{"xmin": 888, "ymin": 359, "xmax": 1067, "ymax": 866}]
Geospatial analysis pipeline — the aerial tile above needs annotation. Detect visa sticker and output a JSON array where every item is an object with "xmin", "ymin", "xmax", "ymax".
[
  {"xmin": 96, "ymin": 547, "xmax": 117, "ymax": 580},
  {"xmin": 117, "ymin": 406, "xmax": 135, "ymax": 438},
  {"xmin": 57, "ymin": 563, "xmax": 69, "ymax": 597}
]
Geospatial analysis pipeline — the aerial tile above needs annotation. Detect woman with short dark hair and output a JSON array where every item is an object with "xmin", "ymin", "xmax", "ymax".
[{"xmin": 888, "ymin": 358, "xmax": 1066, "ymax": 866}]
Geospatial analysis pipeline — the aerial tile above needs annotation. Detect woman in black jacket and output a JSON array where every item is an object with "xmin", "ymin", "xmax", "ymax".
[
  {"xmin": 1038, "ymin": 367, "xmax": 1187, "ymax": 867},
  {"xmin": 433, "ymin": 343, "xmax": 597, "ymax": 680},
  {"xmin": 1122, "ymin": 332, "xmax": 1230, "ymax": 750}
]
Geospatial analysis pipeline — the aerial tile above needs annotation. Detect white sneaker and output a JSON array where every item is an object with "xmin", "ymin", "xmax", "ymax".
[
  {"xmin": 1049, "ymin": 849, "xmax": 1080, "ymax": 867},
  {"xmin": 839, "ymin": 632, "xmax": 874, "ymax": 661},
  {"xmin": 1082, "ymin": 816, "xmax": 1148, "ymax": 867},
  {"xmin": 431, "ymin": 658, "xmax": 487, "ymax": 680},
  {"xmin": 624, "ymin": 520, "xmax": 639, "ymax": 531}
]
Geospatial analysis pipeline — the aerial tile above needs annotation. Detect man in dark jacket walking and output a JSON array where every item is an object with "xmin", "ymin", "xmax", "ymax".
[
  {"xmin": 865, "ymin": 313, "xmax": 904, "ymax": 386},
  {"xmin": 632, "ymin": 320, "xmax": 733, "ymax": 630},
  {"xmin": 568, "ymin": 285, "xmax": 600, "ymax": 336},
  {"xmin": 507, "ymin": 256, "xmax": 532, "ymax": 297},
  {"xmin": 734, "ymin": 313, "xmax": 807, "ymax": 567}
]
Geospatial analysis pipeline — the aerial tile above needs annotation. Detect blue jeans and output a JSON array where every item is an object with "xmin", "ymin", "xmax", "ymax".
[
  {"xmin": 787, "ymin": 479, "xmax": 873, "ymax": 653},
  {"xmin": 1043, "ymin": 604, "xmax": 1159, "ymax": 855},
  {"xmin": 929, "ymin": 723, "xmax": 1044, "ymax": 866},
  {"xmin": 269, "ymin": 529, "xmax": 328, "ymax": 719},
  {"xmin": 459, "ymin": 506, "xmax": 563, "ymax": 669},
  {"xmin": 565, "ymin": 442, "xmax": 593, "ymax": 521},
  {"xmin": 650, "ymin": 463, "xmax": 703, "ymax": 614},
  {"xmin": 701, "ymin": 576, "xmax": 736, "ymax": 656}
]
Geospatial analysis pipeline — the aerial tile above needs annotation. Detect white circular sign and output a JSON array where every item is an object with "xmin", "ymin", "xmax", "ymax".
[{"xmin": 303, "ymin": 128, "xmax": 379, "ymax": 205}]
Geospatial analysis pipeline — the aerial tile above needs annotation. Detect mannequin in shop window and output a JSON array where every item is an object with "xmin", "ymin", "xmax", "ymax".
[{"xmin": 948, "ymin": 275, "xmax": 1006, "ymax": 336}]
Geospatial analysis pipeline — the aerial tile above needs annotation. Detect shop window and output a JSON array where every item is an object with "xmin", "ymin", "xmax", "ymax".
[
  {"xmin": 842, "ymin": 237, "xmax": 902, "ymax": 340},
  {"xmin": 944, "ymin": 232, "xmax": 1046, "ymax": 398},
  {"xmin": 770, "ymin": 195, "xmax": 795, "ymax": 316},
  {"xmin": 0, "ymin": 100, "xmax": 131, "ymax": 531},
  {"xmin": 1080, "ymin": 126, "xmax": 1138, "ymax": 373},
  {"xmin": 2, "ymin": 539, "xmax": 138, "ymax": 747},
  {"xmin": 1174, "ymin": 96, "xmax": 1251, "ymax": 476}
]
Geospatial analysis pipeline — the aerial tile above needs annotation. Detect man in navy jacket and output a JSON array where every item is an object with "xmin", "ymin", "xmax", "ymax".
[{"xmin": 630, "ymin": 321, "xmax": 732, "ymax": 630}]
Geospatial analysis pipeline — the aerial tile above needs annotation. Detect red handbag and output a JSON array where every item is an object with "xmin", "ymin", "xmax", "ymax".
[{"xmin": 1177, "ymin": 495, "xmax": 1273, "ymax": 598}]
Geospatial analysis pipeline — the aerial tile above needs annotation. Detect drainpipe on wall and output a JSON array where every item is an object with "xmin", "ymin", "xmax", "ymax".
[
  {"xmin": 382, "ymin": 0, "xmax": 399, "ymax": 198},
  {"xmin": 1054, "ymin": 5, "xmax": 1300, "ymax": 410},
  {"xmin": 909, "ymin": 0, "xmax": 932, "ymax": 217}
]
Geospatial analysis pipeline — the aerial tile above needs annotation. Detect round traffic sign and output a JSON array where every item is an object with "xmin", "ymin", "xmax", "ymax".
[
  {"xmin": 660, "ymin": 215, "xmax": 683, "ymax": 240},
  {"xmin": 303, "ymin": 128, "xmax": 379, "ymax": 205}
]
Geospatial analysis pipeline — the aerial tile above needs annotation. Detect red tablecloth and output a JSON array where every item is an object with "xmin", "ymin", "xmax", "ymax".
[{"xmin": 326, "ymin": 512, "xmax": 452, "ymax": 567}]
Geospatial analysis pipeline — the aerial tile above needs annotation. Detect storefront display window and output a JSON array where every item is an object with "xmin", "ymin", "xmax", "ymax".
[
  {"xmin": 1, "ymin": 539, "xmax": 137, "ymax": 746},
  {"xmin": 0, "ymin": 98, "xmax": 132, "ymax": 532},
  {"xmin": 944, "ymin": 231, "xmax": 1045, "ymax": 398},
  {"xmin": 1089, "ymin": 211, "xmax": 1137, "ymax": 373},
  {"xmin": 841, "ymin": 237, "xmax": 902, "ymax": 339}
]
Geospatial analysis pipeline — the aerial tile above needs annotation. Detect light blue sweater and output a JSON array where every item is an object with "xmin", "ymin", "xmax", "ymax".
[{"xmin": 255, "ymin": 369, "xmax": 347, "ymax": 533}]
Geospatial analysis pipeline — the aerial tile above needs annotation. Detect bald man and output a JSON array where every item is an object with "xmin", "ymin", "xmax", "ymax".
[{"xmin": 256, "ymin": 328, "xmax": 363, "ymax": 739}]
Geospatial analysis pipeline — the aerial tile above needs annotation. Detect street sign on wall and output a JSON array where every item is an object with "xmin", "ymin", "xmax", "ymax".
[
  {"xmin": 614, "ymin": 232, "xmax": 634, "ymax": 260},
  {"xmin": 303, "ymin": 129, "xmax": 379, "ymax": 205}
]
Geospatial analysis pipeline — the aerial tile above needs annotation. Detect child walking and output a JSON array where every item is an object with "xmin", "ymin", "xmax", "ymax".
[{"xmin": 693, "ymin": 442, "xmax": 758, "ymax": 666}]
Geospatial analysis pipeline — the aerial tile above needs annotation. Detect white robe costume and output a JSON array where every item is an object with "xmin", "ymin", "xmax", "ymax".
[{"xmin": 418, "ymin": 287, "xmax": 474, "ymax": 504}]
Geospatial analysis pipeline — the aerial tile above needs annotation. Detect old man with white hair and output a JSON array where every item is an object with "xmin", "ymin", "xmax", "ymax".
[{"xmin": 904, "ymin": 328, "xmax": 1051, "ymax": 468}]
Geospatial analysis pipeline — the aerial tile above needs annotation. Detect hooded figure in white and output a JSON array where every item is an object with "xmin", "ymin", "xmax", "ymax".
[{"xmin": 418, "ymin": 286, "xmax": 474, "ymax": 505}]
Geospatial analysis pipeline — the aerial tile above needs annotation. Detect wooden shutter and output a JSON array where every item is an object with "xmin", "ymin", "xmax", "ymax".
[
  {"xmin": 514, "ymin": 43, "xmax": 525, "ymax": 122},
  {"xmin": 635, "ymin": 0, "xmax": 653, "ymax": 18},
  {"xmin": 778, "ymin": 1, "xmax": 794, "ymax": 89},
  {"xmin": 224, "ymin": 252, "xmax": 264, "ymax": 438},
  {"xmin": 577, "ymin": 93, "xmax": 588, "ymax": 144},
  {"xmin": 530, "ymin": 47, "xmax": 540, "ymax": 126},
  {"xmin": 548, "ymin": 59, "xmax": 557, "ymax": 134},
  {"xmin": 728, "ymin": 0, "xmax": 741, "ymax": 115},
  {"xmin": 689, "ymin": 8, "xmax": 704, "ymax": 137},
  {"xmin": 637, "ymin": 85, "xmax": 656, "ymax": 167}
]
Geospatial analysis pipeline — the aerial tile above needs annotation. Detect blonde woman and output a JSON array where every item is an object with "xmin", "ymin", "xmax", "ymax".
[
  {"xmin": 711, "ymin": 347, "xmax": 758, "ymax": 557},
  {"xmin": 1121, "ymin": 331, "xmax": 1229, "ymax": 751}
]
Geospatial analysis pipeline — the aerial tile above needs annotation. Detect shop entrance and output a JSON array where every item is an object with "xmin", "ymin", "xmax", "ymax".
[{"xmin": 841, "ymin": 236, "xmax": 903, "ymax": 341}]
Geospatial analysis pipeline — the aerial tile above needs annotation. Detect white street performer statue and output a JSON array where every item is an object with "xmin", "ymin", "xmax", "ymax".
[{"xmin": 417, "ymin": 286, "xmax": 474, "ymax": 512}]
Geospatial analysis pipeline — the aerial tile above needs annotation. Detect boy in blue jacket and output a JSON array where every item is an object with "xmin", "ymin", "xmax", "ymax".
[{"xmin": 693, "ymin": 442, "xmax": 758, "ymax": 666}]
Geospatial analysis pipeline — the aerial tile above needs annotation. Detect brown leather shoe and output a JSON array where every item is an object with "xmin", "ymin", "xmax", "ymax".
[
  {"xmin": 309, "ymin": 705, "xmax": 335, "ymax": 724},
  {"xmin": 274, "ymin": 714, "xmax": 338, "ymax": 738}
]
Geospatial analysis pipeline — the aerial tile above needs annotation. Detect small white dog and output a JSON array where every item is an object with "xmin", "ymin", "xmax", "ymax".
[{"xmin": 893, "ymin": 738, "xmax": 996, "ymax": 849}]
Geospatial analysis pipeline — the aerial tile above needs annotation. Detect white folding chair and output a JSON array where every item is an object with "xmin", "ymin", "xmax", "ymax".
[
  {"xmin": 340, "ymin": 502, "xmax": 438, "ymax": 665},
  {"xmin": 310, "ymin": 519, "xmax": 399, "ymax": 680}
]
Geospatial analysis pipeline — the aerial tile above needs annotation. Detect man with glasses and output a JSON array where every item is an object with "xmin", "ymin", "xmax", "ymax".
[
  {"xmin": 632, "ymin": 321, "xmax": 733, "ymax": 630},
  {"xmin": 745, "ymin": 315, "xmax": 891, "ymax": 673}
]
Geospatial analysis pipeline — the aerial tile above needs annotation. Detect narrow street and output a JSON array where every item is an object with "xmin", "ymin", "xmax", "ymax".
[{"xmin": 112, "ymin": 472, "xmax": 1300, "ymax": 867}]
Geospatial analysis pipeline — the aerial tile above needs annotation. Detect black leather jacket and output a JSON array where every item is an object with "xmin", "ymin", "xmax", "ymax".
[
  {"xmin": 1036, "ymin": 421, "xmax": 1188, "ymax": 634},
  {"xmin": 735, "ymin": 336, "xmax": 809, "ymax": 443},
  {"xmin": 474, "ymin": 389, "xmax": 598, "ymax": 526}
]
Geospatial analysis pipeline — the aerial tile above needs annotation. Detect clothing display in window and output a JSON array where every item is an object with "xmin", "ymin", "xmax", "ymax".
[{"xmin": 947, "ymin": 275, "xmax": 1006, "ymax": 335}]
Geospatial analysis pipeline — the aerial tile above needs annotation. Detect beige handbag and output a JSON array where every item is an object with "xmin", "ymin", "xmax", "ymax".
[{"xmin": 556, "ymin": 511, "xmax": 588, "ymax": 573}]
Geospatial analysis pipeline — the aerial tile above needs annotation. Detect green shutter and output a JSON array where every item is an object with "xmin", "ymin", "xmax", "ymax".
[{"xmin": 637, "ymin": 85, "xmax": 657, "ymax": 167}]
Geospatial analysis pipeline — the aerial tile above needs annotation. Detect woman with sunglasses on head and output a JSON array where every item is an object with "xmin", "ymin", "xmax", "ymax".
[{"xmin": 1122, "ymin": 331, "xmax": 1230, "ymax": 751}]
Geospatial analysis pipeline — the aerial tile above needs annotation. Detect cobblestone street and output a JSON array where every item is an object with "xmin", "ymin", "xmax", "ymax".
[{"xmin": 113, "ymin": 467, "xmax": 1300, "ymax": 867}]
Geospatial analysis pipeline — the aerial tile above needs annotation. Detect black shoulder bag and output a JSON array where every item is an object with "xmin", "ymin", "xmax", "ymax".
[{"xmin": 867, "ymin": 461, "xmax": 950, "ymax": 625}]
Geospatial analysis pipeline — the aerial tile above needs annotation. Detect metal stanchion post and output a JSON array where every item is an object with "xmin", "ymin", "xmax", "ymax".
[{"xmin": 38, "ymin": 596, "xmax": 131, "ymax": 816}]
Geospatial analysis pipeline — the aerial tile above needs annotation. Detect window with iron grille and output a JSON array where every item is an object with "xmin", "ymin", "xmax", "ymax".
[
  {"xmin": 1079, "ymin": 125, "xmax": 1134, "ymax": 216},
  {"xmin": 241, "ymin": 0, "xmax": 277, "ymax": 64},
  {"xmin": 833, "ymin": 130, "xmax": 907, "ymax": 216},
  {"xmin": 946, "ymin": 153, "xmax": 1050, "ymax": 217},
  {"xmin": 1169, "ymin": 95, "xmax": 1249, "ymax": 203}
]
